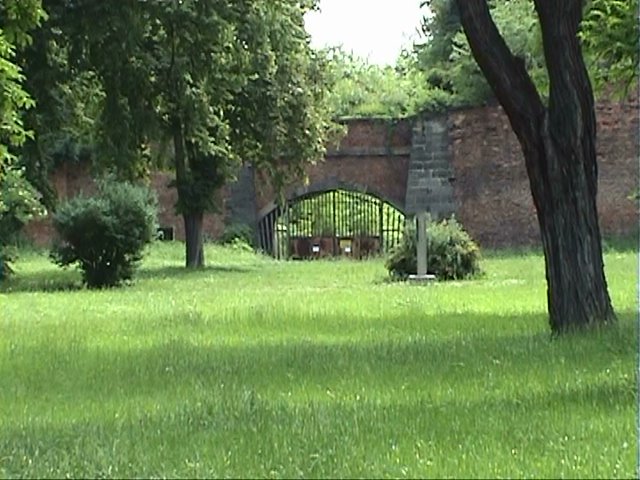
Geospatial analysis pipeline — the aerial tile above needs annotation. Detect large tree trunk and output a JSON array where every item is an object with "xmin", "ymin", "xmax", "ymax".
[
  {"xmin": 184, "ymin": 211, "xmax": 205, "ymax": 268},
  {"xmin": 456, "ymin": 0, "xmax": 616, "ymax": 333}
]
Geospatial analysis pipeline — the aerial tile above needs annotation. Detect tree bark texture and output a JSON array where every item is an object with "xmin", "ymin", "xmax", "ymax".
[
  {"xmin": 184, "ymin": 211, "xmax": 205, "ymax": 268},
  {"xmin": 456, "ymin": 0, "xmax": 616, "ymax": 332}
]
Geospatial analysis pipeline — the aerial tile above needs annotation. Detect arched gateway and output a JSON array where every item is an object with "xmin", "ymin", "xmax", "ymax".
[
  {"xmin": 257, "ymin": 188, "xmax": 405, "ymax": 259},
  {"xmin": 225, "ymin": 115, "xmax": 457, "ymax": 258}
]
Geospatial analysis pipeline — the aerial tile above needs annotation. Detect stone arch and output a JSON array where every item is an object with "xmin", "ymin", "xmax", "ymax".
[{"xmin": 257, "ymin": 178, "xmax": 406, "ymax": 224}]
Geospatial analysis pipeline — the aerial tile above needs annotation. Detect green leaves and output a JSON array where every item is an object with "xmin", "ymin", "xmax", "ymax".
[
  {"xmin": 51, "ymin": 178, "xmax": 158, "ymax": 288},
  {"xmin": 0, "ymin": 0, "xmax": 47, "ymax": 49},
  {"xmin": 417, "ymin": 0, "xmax": 547, "ymax": 106},
  {"xmin": 322, "ymin": 47, "xmax": 455, "ymax": 119},
  {"xmin": 0, "ymin": 31, "xmax": 36, "ymax": 165},
  {"xmin": 581, "ymin": 0, "xmax": 639, "ymax": 93},
  {"xmin": 418, "ymin": 0, "xmax": 639, "ymax": 105},
  {"xmin": 0, "ymin": 0, "xmax": 45, "ymax": 244},
  {"xmin": 0, "ymin": 166, "xmax": 45, "ymax": 277}
]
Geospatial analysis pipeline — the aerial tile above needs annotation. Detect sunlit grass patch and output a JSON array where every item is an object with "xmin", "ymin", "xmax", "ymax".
[{"xmin": 0, "ymin": 242, "xmax": 636, "ymax": 478}]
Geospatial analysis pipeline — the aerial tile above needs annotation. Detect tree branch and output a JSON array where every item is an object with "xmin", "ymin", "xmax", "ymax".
[
  {"xmin": 455, "ymin": 0, "xmax": 545, "ymax": 145},
  {"xmin": 534, "ymin": 0, "xmax": 596, "ymax": 163}
]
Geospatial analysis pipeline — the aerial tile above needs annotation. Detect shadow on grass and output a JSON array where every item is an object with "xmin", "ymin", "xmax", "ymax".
[
  {"xmin": 0, "ymin": 263, "xmax": 257, "ymax": 294},
  {"xmin": 0, "ymin": 365, "xmax": 635, "ymax": 480},
  {"xmin": 0, "ymin": 270, "xmax": 83, "ymax": 294},
  {"xmin": 137, "ymin": 264, "xmax": 256, "ymax": 280},
  {"xmin": 602, "ymin": 233, "xmax": 638, "ymax": 253},
  {"xmin": 0, "ymin": 311, "xmax": 636, "ymax": 477},
  {"xmin": 482, "ymin": 233, "xmax": 639, "ymax": 258},
  {"xmin": 1, "ymin": 310, "xmax": 635, "ymax": 400}
]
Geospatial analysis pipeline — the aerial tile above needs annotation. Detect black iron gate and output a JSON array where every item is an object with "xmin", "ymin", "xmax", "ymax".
[{"xmin": 258, "ymin": 190, "xmax": 405, "ymax": 259}]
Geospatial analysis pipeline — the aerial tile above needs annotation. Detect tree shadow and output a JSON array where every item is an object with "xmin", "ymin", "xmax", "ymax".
[
  {"xmin": 0, "ymin": 270, "xmax": 84, "ymax": 294},
  {"xmin": 2, "ymin": 310, "xmax": 635, "ymax": 399},
  {"xmin": 1, "ymin": 310, "xmax": 635, "ymax": 473},
  {"xmin": 0, "ymin": 263, "xmax": 257, "ymax": 294},
  {"xmin": 602, "ymin": 233, "xmax": 638, "ymax": 253},
  {"xmin": 137, "ymin": 264, "xmax": 256, "ymax": 280}
]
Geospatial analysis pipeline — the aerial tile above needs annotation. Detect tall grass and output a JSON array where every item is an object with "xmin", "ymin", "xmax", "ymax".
[{"xmin": 0, "ymin": 242, "xmax": 637, "ymax": 478}]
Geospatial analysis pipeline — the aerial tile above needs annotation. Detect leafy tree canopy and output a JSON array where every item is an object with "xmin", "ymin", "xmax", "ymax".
[
  {"xmin": 24, "ymin": 0, "xmax": 336, "ymax": 267},
  {"xmin": 416, "ymin": 0, "xmax": 638, "ymax": 106},
  {"xmin": 0, "ymin": 0, "xmax": 46, "ymax": 168},
  {"xmin": 322, "ymin": 47, "xmax": 454, "ymax": 119},
  {"xmin": 0, "ymin": 0, "xmax": 47, "ymax": 275}
]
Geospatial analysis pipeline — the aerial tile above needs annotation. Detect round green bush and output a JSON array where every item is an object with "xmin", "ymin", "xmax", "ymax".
[
  {"xmin": 50, "ymin": 179, "xmax": 158, "ymax": 288},
  {"xmin": 385, "ymin": 216, "xmax": 482, "ymax": 281}
]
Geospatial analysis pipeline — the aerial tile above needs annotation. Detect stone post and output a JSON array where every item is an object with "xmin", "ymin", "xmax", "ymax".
[
  {"xmin": 409, "ymin": 210, "xmax": 435, "ymax": 282},
  {"xmin": 416, "ymin": 211, "xmax": 427, "ymax": 276}
]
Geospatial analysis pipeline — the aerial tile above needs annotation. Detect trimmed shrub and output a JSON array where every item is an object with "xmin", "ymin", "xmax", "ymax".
[
  {"xmin": 385, "ymin": 216, "xmax": 482, "ymax": 281},
  {"xmin": 51, "ymin": 179, "xmax": 158, "ymax": 288}
]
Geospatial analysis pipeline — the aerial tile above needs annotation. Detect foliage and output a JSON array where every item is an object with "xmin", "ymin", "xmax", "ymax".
[
  {"xmin": 417, "ymin": 0, "xmax": 639, "ymax": 106},
  {"xmin": 19, "ymin": 38, "xmax": 105, "ymax": 208},
  {"xmin": 50, "ymin": 179, "xmax": 157, "ymax": 288},
  {"xmin": 323, "ymin": 47, "xmax": 454, "ymax": 118},
  {"xmin": 0, "ymin": 166, "xmax": 45, "ymax": 277},
  {"xmin": 582, "ymin": 0, "xmax": 639, "ymax": 94},
  {"xmin": 11, "ymin": 2, "xmax": 101, "ymax": 210},
  {"xmin": 386, "ymin": 216, "xmax": 482, "ymax": 280},
  {"xmin": 219, "ymin": 223, "xmax": 255, "ymax": 247},
  {"xmin": 35, "ymin": 0, "xmax": 335, "ymax": 267},
  {"xmin": 0, "ymin": 0, "xmax": 48, "ymax": 278},
  {"xmin": 416, "ymin": 0, "xmax": 546, "ymax": 106},
  {"xmin": 0, "ymin": 0, "xmax": 46, "ymax": 167}
]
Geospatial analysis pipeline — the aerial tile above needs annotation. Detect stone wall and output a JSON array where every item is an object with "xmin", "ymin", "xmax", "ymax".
[{"xmin": 405, "ymin": 115, "xmax": 455, "ymax": 218}]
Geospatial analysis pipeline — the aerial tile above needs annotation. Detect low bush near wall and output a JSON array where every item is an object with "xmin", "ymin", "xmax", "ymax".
[
  {"xmin": 219, "ymin": 223, "xmax": 255, "ymax": 248},
  {"xmin": 386, "ymin": 216, "xmax": 482, "ymax": 280},
  {"xmin": 50, "ymin": 179, "xmax": 158, "ymax": 288}
]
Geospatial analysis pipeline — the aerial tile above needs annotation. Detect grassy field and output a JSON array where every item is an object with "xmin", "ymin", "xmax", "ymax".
[{"xmin": 0, "ymin": 242, "xmax": 637, "ymax": 478}]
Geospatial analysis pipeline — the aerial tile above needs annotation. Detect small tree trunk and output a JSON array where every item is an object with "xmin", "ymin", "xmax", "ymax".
[
  {"xmin": 184, "ymin": 211, "xmax": 205, "ymax": 268},
  {"xmin": 171, "ymin": 115, "xmax": 205, "ymax": 268}
]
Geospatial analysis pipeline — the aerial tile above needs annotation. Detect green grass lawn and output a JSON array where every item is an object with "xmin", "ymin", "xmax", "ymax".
[{"xmin": 0, "ymin": 242, "xmax": 637, "ymax": 478}]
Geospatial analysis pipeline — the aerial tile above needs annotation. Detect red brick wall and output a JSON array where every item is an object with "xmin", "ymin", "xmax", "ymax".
[
  {"xmin": 254, "ymin": 118, "xmax": 412, "ymax": 216},
  {"xmin": 24, "ymin": 167, "xmax": 225, "ymax": 247},
  {"xmin": 24, "ymin": 101, "xmax": 637, "ymax": 248},
  {"xmin": 149, "ymin": 171, "xmax": 226, "ymax": 242},
  {"xmin": 449, "ymin": 97, "xmax": 639, "ymax": 247},
  {"xmin": 332, "ymin": 117, "xmax": 412, "ymax": 150},
  {"xmin": 23, "ymin": 163, "xmax": 98, "ymax": 247}
]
